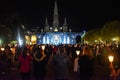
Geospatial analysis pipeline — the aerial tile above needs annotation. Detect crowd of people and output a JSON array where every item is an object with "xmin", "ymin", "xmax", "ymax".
[{"xmin": 0, "ymin": 43, "xmax": 120, "ymax": 80}]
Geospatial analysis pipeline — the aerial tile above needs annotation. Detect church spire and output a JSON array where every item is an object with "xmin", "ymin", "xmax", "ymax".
[
  {"xmin": 63, "ymin": 18, "xmax": 67, "ymax": 26},
  {"xmin": 53, "ymin": 0, "xmax": 59, "ymax": 31},
  {"xmin": 44, "ymin": 17, "xmax": 49, "ymax": 32},
  {"xmin": 63, "ymin": 18, "xmax": 68, "ymax": 32},
  {"xmin": 45, "ymin": 17, "xmax": 49, "ymax": 27}
]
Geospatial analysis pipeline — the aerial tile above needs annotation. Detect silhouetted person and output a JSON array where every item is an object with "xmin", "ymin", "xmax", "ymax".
[
  {"xmin": 33, "ymin": 45, "xmax": 47, "ymax": 80},
  {"xmin": 78, "ymin": 46, "xmax": 94, "ymax": 80}
]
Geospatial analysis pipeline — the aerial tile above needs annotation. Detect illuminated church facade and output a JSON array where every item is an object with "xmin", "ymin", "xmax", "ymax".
[{"xmin": 25, "ymin": 1, "xmax": 85, "ymax": 45}]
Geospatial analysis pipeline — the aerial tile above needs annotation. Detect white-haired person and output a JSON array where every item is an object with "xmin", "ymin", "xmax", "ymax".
[{"xmin": 52, "ymin": 46, "xmax": 70, "ymax": 80}]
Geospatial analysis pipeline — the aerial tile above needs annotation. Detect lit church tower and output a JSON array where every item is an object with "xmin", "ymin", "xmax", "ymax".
[
  {"xmin": 44, "ymin": 17, "xmax": 49, "ymax": 32},
  {"xmin": 53, "ymin": 1, "xmax": 59, "ymax": 32},
  {"xmin": 27, "ymin": 0, "xmax": 83, "ymax": 45},
  {"xmin": 63, "ymin": 18, "xmax": 68, "ymax": 32}
]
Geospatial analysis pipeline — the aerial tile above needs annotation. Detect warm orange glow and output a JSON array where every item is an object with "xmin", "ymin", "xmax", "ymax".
[
  {"xmin": 76, "ymin": 50, "xmax": 80, "ymax": 55},
  {"xmin": 25, "ymin": 36, "xmax": 30, "ymax": 40},
  {"xmin": 31, "ymin": 35, "xmax": 37, "ymax": 44},
  {"xmin": 108, "ymin": 55, "xmax": 114, "ymax": 63},
  {"xmin": 41, "ymin": 45, "xmax": 45, "ymax": 50},
  {"xmin": 1, "ymin": 47, "xmax": 5, "ymax": 51}
]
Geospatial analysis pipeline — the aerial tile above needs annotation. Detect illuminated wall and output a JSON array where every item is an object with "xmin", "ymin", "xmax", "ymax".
[{"xmin": 36, "ymin": 32, "xmax": 83, "ymax": 45}]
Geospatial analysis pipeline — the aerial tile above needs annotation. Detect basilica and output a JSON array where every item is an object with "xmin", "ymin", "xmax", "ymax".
[{"xmin": 25, "ymin": 1, "xmax": 85, "ymax": 45}]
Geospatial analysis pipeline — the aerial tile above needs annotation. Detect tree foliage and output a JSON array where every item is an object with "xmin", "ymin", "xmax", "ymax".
[
  {"xmin": 83, "ymin": 28, "xmax": 102, "ymax": 43},
  {"xmin": 0, "ymin": 25, "xmax": 12, "ymax": 44},
  {"xmin": 101, "ymin": 20, "xmax": 120, "ymax": 41},
  {"xmin": 84, "ymin": 20, "xmax": 120, "ymax": 43}
]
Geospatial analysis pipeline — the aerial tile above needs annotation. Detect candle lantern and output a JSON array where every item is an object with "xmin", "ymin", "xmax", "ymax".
[
  {"xmin": 1, "ymin": 47, "xmax": 5, "ymax": 51},
  {"xmin": 76, "ymin": 50, "xmax": 80, "ymax": 56},
  {"xmin": 108, "ymin": 55, "xmax": 114, "ymax": 63},
  {"xmin": 41, "ymin": 45, "xmax": 45, "ymax": 50}
]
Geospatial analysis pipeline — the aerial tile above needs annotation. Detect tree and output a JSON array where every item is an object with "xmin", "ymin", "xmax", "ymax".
[
  {"xmin": 83, "ymin": 28, "xmax": 102, "ymax": 43},
  {"xmin": 101, "ymin": 20, "xmax": 120, "ymax": 42},
  {"xmin": 3, "ymin": 13, "xmax": 26, "ymax": 40},
  {"xmin": 0, "ymin": 25, "xmax": 12, "ymax": 44}
]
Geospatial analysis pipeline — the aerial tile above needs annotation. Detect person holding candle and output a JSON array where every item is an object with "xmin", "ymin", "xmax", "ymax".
[
  {"xmin": 73, "ymin": 50, "xmax": 80, "ymax": 80},
  {"xmin": 108, "ymin": 55, "xmax": 117, "ymax": 80}
]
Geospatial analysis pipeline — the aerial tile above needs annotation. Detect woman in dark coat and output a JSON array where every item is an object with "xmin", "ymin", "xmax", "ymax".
[
  {"xmin": 33, "ymin": 45, "xmax": 48, "ymax": 80},
  {"xmin": 78, "ymin": 46, "xmax": 94, "ymax": 80},
  {"xmin": 52, "ymin": 46, "xmax": 70, "ymax": 80}
]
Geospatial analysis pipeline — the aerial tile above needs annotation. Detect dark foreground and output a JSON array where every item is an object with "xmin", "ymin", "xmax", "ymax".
[{"xmin": 0, "ymin": 61, "xmax": 111, "ymax": 80}]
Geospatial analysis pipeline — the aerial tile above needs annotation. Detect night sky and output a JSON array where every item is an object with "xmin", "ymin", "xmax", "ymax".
[{"xmin": 0, "ymin": 0, "xmax": 119, "ymax": 32}]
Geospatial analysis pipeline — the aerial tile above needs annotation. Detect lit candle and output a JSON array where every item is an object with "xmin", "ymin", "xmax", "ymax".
[
  {"xmin": 41, "ymin": 45, "xmax": 45, "ymax": 50},
  {"xmin": 10, "ymin": 48, "xmax": 13, "ymax": 51},
  {"xmin": 1, "ymin": 47, "xmax": 5, "ymax": 51},
  {"xmin": 76, "ymin": 50, "xmax": 80, "ymax": 56},
  {"xmin": 108, "ymin": 55, "xmax": 114, "ymax": 63}
]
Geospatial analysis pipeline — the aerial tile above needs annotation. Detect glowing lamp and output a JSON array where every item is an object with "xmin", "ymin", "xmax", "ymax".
[
  {"xmin": 1, "ymin": 47, "xmax": 5, "ymax": 51},
  {"xmin": 108, "ymin": 55, "xmax": 114, "ymax": 63},
  {"xmin": 41, "ymin": 45, "xmax": 45, "ymax": 50},
  {"xmin": 10, "ymin": 48, "xmax": 13, "ymax": 51},
  {"xmin": 76, "ymin": 50, "xmax": 80, "ymax": 56}
]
